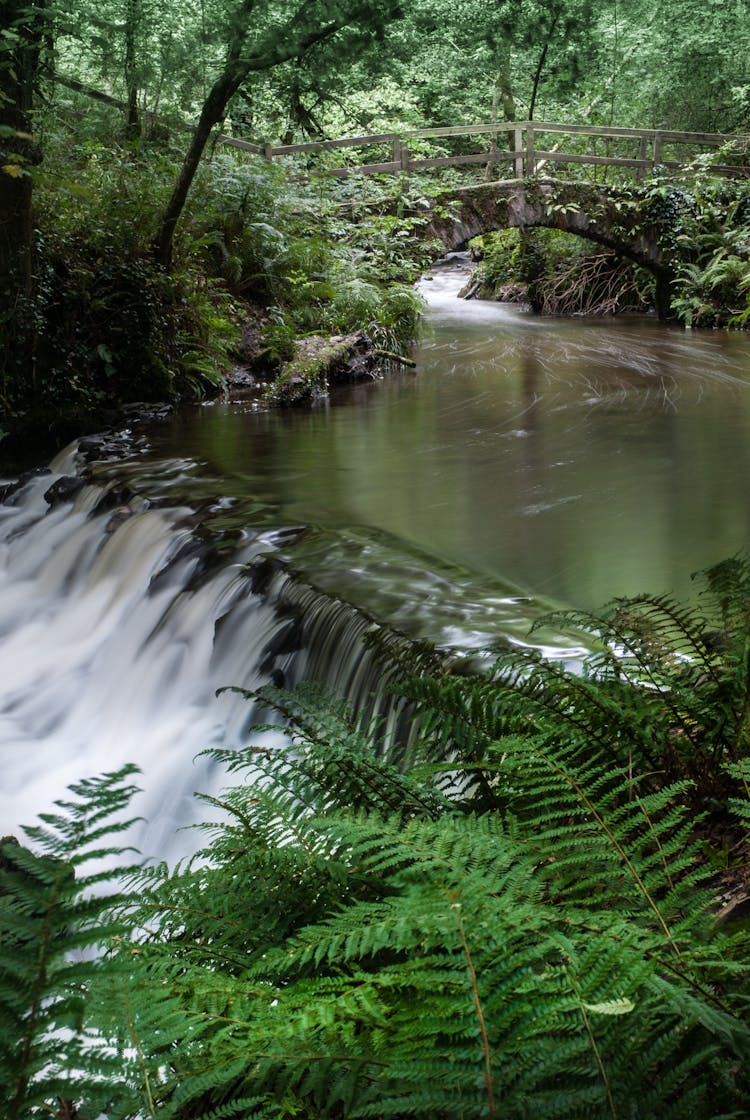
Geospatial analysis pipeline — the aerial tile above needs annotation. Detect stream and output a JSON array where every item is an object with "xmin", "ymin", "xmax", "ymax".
[{"xmin": 2, "ymin": 261, "xmax": 750, "ymax": 859}]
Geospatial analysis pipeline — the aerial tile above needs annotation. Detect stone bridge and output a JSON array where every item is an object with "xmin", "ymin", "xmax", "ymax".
[
  {"xmin": 238, "ymin": 119, "xmax": 736, "ymax": 321},
  {"xmin": 418, "ymin": 179, "xmax": 673, "ymax": 318}
]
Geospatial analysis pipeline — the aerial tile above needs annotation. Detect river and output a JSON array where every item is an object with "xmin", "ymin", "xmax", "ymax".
[{"xmin": 2, "ymin": 262, "xmax": 750, "ymax": 858}]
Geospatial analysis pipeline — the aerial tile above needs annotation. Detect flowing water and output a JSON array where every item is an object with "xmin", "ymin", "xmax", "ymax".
[{"xmin": 2, "ymin": 262, "xmax": 750, "ymax": 858}]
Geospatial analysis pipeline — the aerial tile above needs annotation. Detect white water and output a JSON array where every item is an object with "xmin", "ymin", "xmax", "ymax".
[
  {"xmin": 0, "ymin": 455, "xmax": 283, "ymax": 856},
  {"xmin": 0, "ymin": 447, "xmax": 438, "ymax": 860}
]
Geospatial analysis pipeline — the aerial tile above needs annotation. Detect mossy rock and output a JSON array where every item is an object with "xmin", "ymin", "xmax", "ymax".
[{"xmin": 266, "ymin": 331, "xmax": 377, "ymax": 407}]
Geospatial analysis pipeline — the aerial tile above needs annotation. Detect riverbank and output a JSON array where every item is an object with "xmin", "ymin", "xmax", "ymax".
[
  {"xmin": 1, "ymin": 139, "xmax": 432, "ymax": 467},
  {"xmin": 5, "ymin": 129, "xmax": 750, "ymax": 470}
]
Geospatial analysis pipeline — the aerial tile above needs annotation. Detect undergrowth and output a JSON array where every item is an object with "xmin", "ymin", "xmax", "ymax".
[
  {"xmin": 470, "ymin": 227, "xmax": 651, "ymax": 315},
  {"xmin": 1, "ymin": 108, "xmax": 434, "ymax": 454},
  {"xmin": 4, "ymin": 559, "xmax": 750, "ymax": 1118}
]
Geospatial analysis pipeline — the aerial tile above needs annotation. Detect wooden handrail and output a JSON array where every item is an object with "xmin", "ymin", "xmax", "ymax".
[
  {"xmin": 221, "ymin": 119, "xmax": 746, "ymax": 181},
  {"xmin": 239, "ymin": 120, "xmax": 738, "ymax": 157}
]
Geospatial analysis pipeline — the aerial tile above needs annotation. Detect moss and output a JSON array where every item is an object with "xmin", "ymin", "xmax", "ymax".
[
  {"xmin": 520, "ymin": 180, "xmax": 548, "ymax": 209},
  {"xmin": 265, "ymin": 332, "xmax": 377, "ymax": 407}
]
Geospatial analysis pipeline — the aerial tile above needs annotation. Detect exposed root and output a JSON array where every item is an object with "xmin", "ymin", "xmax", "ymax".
[{"xmin": 535, "ymin": 252, "xmax": 649, "ymax": 316}]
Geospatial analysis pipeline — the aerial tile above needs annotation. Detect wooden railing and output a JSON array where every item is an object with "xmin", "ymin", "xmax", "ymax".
[{"xmin": 218, "ymin": 120, "xmax": 745, "ymax": 180}]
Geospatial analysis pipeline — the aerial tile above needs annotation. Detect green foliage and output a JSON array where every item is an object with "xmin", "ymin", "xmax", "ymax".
[
  {"xmin": 8, "ymin": 552, "xmax": 750, "ymax": 1118},
  {"xmin": 631, "ymin": 173, "xmax": 750, "ymax": 327},
  {"xmin": 471, "ymin": 228, "xmax": 648, "ymax": 315},
  {"xmin": 469, "ymin": 228, "xmax": 523, "ymax": 294},
  {"xmin": 409, "ymin": 556, "xmax": 750, "ymax": 806},
  {"xmin": 186, "ymin": 155, "xmax": 428, "ymax": 367},
  {"xmin": 0, "ymin": 766, "xmax": 140, "ymax": 1119},
  {"xmin": 6, "ymin": 0, "xmax": 750, "ymax": 448},
  {"xmin": 1, "ymin": 243, "xmax": 239, "ymax": 439},
  {"xmin": 92, "ymin": 666, "xmax": 750, "ymax": 1118},
  {"xmin": 1, "ymin": 128, "xmax": 432, "ymax": 445},
  {"xmin": 468, "ymin": 175, "xmax": 750, "ymax": 325},
  {"xmin": 724, "ymin": 755, "xmax": 750, "ymax": 834}
]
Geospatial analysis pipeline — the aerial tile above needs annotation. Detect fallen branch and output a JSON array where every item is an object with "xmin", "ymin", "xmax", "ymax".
[
  {"xmin": 267, "ymin": 331, "xmax": 378, "ymax": 406},
  {"xmin": 373, "ymin": 349, "xmax": 416, "ymax": 367}
]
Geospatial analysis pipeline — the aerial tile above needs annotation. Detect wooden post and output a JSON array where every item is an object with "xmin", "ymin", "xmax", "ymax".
[
  {"xmin": 399, "ymin": 142, "xmax": 411, "ymax": 173},
  {"xmin": 514, "ymin": 127, "xmax": 523, "ymax": 178},
  {"xmin": 392, "ymin": 137, "xmax": 401, "ymax": 174},
  {"xmin": 653, "ymin": 134, "xmax": 663, "ymax": 167},
  {"xmin": 637, "ymin": 134, "xmax": 648, "ymax": 180},
  {"xmin": 263, "ymin": 142, "xmax": 273, "ymax": 161},
  {"xmin": 525, "ymin": 125, "xmax": 535, "ymax": 176}
]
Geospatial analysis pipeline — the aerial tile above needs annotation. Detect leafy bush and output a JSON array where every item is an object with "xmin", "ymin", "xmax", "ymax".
[
  {"xmin": 471, "ymin": 228, "xmax": 648, "ymax": 314},
  {"xmin": 2, "ymin": 113, "xmax": 436, "ymax": 449},
  {"xmin": 1, "ymin": 243, "xmax": 240, "ymax": 443},
  {"xmin": 635, "ymin": 174, "xmax": 750, "ymax": 327}
]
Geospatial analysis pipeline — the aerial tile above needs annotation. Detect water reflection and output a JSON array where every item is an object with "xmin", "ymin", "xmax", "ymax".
[{"xmin": 141, "ymin": 266, "xmax": 750, "ymax": 610}]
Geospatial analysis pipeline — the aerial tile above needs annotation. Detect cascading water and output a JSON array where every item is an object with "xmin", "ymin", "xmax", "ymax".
[
  {"xmin": 0, "ymin": 453, "xmax": 424, "ymax": 859},
  {"xmin": 1, "ymin": 436, "xmax": 538, "ymax": 861}
]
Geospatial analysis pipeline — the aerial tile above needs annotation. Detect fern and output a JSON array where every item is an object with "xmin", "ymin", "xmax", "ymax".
[
  {"xmin": 103, "ymin": 680, "xmax": 750, "ymax": 1119},
  {"xmin": 403, "ymin": 557, "xmax": 750, "ymax": 808},
  {"xmin": 0, "ymin": 766, "xmax": 141, "ymax": 1119},
  {"xmin": 6, "ymin": 563, "xmax": 750, "ymax": 1117}
]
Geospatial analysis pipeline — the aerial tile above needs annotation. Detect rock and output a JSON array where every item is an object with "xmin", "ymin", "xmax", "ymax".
[
  {"xmin": 43, "ymin": 476, "xmax": 86, "ymax": 508},
  {"xmin": 0, "ymin": 468, "xmax": 51, "ymax": 505},
  {"xmin": 247, "ymin": 556, "xmax": 286, "ymax": 596},
  {"xmin": 266, "ymin": 331, "xmax": 378, "ymax": 407},
  {"xmin": 92, "ymin": 485, "xmax": 135, "ymax": 514},
  {"xmin": 258, "ymin": 617, "xmax": 305, "ymax": 674}
]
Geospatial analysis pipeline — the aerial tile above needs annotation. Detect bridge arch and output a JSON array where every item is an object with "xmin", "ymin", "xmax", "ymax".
[{"xmin": 420, "ymin": 179, "xmax": 673, "ymax": 318}]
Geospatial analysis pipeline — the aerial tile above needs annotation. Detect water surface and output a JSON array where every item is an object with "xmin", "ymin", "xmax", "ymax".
[{"xmin": 143, "ymin": 265, "xmax": 750, "ymax": 610}]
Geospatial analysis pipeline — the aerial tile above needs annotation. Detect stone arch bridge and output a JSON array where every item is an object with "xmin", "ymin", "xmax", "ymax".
[
  {"xmin": 417, "ymin": 179, "xmax": 674, "ymax": 318},
  {"xmin": 226, "ymin": 118, "xmax": 736, "ymax": 319}
]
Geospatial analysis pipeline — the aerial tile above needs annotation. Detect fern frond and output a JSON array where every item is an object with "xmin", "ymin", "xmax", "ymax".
[{"xmin": 0, "ymin": 766, "xmax": 141, "ymax": 1120}]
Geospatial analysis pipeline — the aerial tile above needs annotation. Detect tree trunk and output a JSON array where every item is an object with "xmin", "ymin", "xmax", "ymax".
[
  {"xmin": 528, "ymin": 11, "xmax": 560, "ymax": 121},
  {"xmin": 123, "ymin": 0, "xmax": 141, "ymax": 140},
  {"xmin": 0, "ymin": 0, "xmax": 45, "ymax": 300},
  {"xmin": 485, "ymin": 41, "xmax": 516, "ymax": 181},
  {"xmin": 153, "ymin": 74, "xmax": 241, "ymax": 268},
  {"xmin": 152, "ymin": 0, "xmax": 397, "ymax": 269}
]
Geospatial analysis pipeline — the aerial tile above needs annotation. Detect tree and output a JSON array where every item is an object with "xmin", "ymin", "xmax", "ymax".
[
  {"xmin": 0, "ymin": 0, "xmax": 46, "ymax": 299},
  {"xmin": 153, "ymin": 0, "xmax": 404, "ymax": 268}
]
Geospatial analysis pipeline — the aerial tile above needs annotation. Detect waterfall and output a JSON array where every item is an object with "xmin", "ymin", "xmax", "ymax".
[
  {"xmin": 1, "ymin": 412, "xmax": 590, "ymax": 865},
  {"xmin": 0, "ymin": 447, "xmax": 419, "ymax": 862}
]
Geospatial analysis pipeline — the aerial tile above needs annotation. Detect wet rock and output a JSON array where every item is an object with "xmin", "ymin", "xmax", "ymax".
[
  {"xmin": 0, "ymin": 468, "xmax": 51, "ymax": 504},
  {"xmin": 258, "ymin": 617, "xmax": 305, "ymax": 674},
  {"xmin": 77, "ymin": 433, "xmax": 134, "ymax": 462},
  {"xmin": 119, "ymin": 402, "xmax": 174, "ymax": 423},
  {"xmin": 43, "ymin": 476, "xmax": 86, "ymax": 508},
  {"xmin": 148, "ymin": 538, "xmax": 216, "ymax": 594},
  {"xmin": 92, "ymin": 485, "xmax": 136, "ymax": 514},
  {"xmin": 105, "ymin": 508, "xmax": 133, "ymax": 534},
  {"xmin": 247, "ymin": 556, "xmax": 286, "ymax": 597}
]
